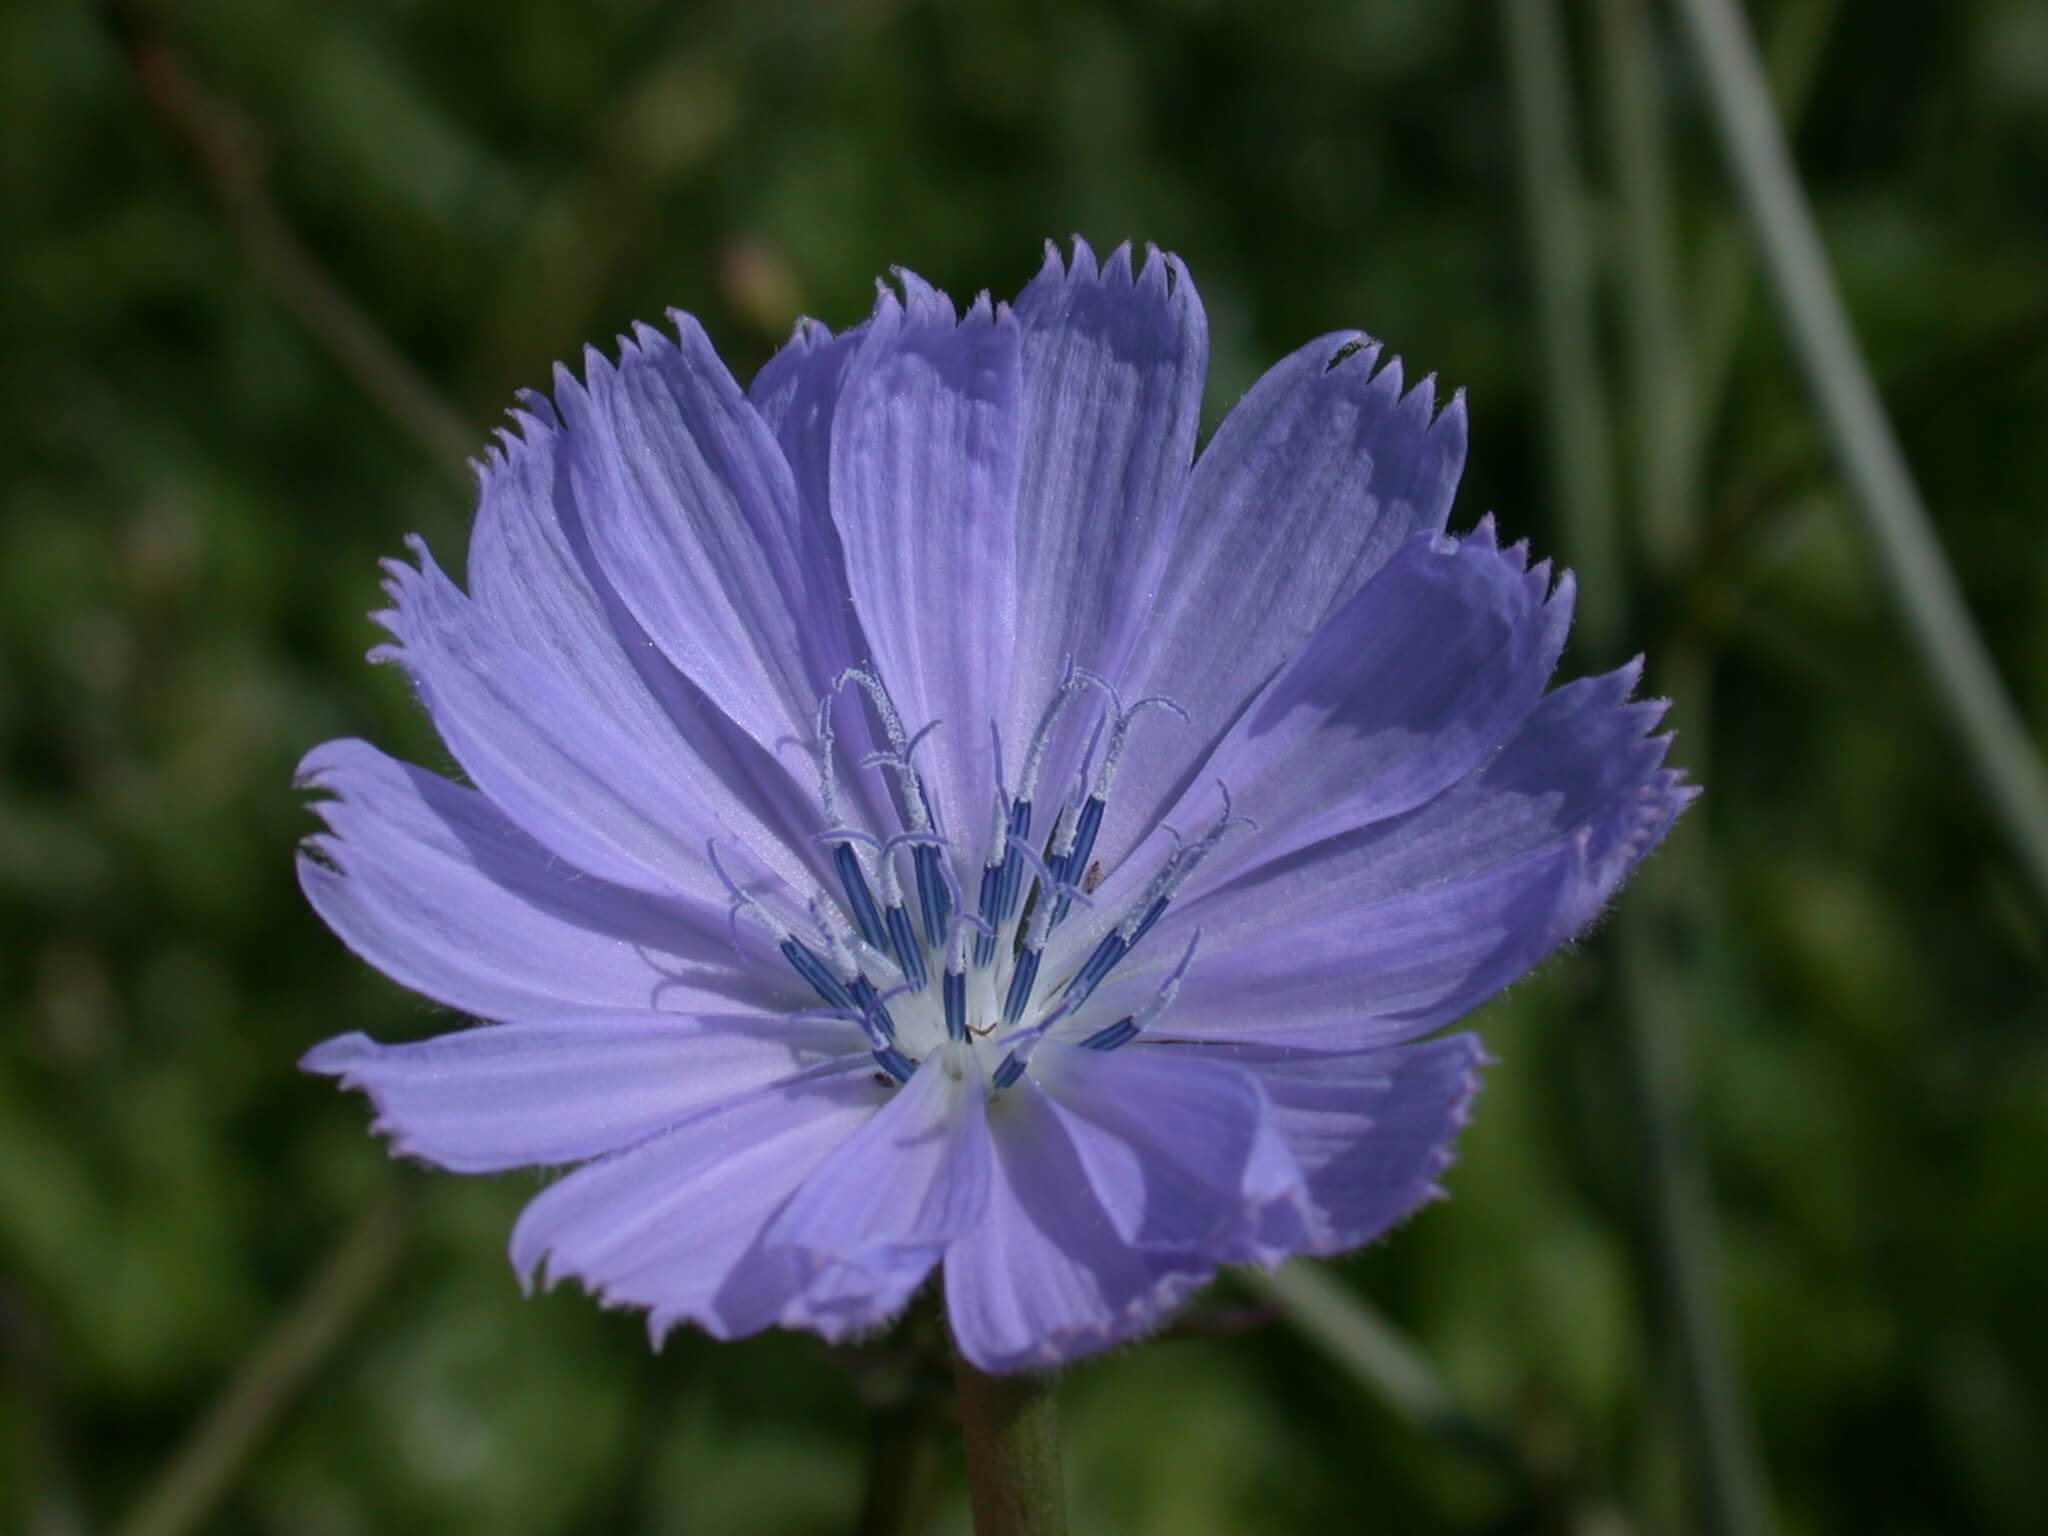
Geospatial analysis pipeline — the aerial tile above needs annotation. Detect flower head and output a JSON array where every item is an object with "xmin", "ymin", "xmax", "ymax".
[{"xmin": 300, "ymin": 240, "xmax": 1691, "ymax": 1371}]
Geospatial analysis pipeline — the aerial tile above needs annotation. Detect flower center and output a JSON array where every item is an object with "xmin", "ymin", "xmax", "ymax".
[{"xmin": 714, "ymin": 667, "xmax": 1249, "ymax": 1090}]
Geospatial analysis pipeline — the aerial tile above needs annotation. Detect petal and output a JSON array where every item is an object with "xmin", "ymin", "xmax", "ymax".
[
  {"xmin": 1002, "ymin": 241, "xmax": 1207, "ymax": 787},
  {"xmin": 375, "ymin": 541, "xmax": 808, "ymax": 904},
  {"xmin": 749, "ymin": 315, "xmax": 866, "ymax": 533},
  {"xmin": 1120, "ymin": 769, "xmax": 1694, "ymax": 1049},
  {"xmin": 1214, "ymin": 660, "xmax": 1678, "ymax": 907},
  {"xmin": 1166, "ymin": 1033, "xmax": 1486, "ymax": 1253},
  {"xmin": 467, "ymin": 401, "xmax": 855, "ymax": 880},
  {"xmin": 744, "ymin": 319, "xmax": 895, "ymax": 820},
  {"xmin": 555, "ymin": 315, "xmax": 858, "ymax": 754},
  {"xmin": 830, "ymin": 278, "xmax": 1024, "ymax": 847},
  {"xmin": 742, "ymin": 1046, "xmax": 992, "ymax": 1340},
  {"xmin": 1101, "ymin": 335, "xmax": 1468, "ymax": 871},
  {"xmin": 1089, "ymin": 522, "xmax": 1572, "ymax": 921},
  {"xmin": 945, "ymin": 1077, "xmax": 1213, "ymax": 1373},
  {"xmin": 301, "ymin": 1013, "xmax": 858, "ymax": 1173},
  {"xmin": 507, "ymin": 1063, "xmax": 887, "ymax": 1342},
  {"xmin": 296, "ymin": 739, "xmax": 788, "ymax": 1019},
  {"xmin": 1025, "ymin": 1040, "xmax": 1305, "ymax": 1261},
  {"xmin": 1075, "ymin": 666, "xmax": 1694, "ymax": 1047},
  {"xmin": 468, "ymin": 403, "xmax": 671, "ymax": 757}
]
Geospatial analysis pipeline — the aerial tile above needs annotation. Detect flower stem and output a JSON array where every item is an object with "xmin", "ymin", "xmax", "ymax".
[
  {"xmin": 1675, "ymin": 0, "xmax": 2048, "ymax": 912},
  {"xmin": 951, "ymin": 1350, "xmax": 1067, "ymax": 1536}
]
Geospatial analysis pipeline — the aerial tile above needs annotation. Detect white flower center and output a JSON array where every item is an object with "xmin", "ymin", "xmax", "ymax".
[{"xmin": 715, "ymin": 667, "xmax": 1250, "ymax": 1090}]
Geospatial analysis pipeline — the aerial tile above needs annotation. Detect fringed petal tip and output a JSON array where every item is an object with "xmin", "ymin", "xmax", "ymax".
[
  {"xmin": 1317, "ymin": 336, "xmax": 1467, "ymax": 446},
  {"xmin": 1427, "ymin": 515, "xmax": 1573, "ymax": 607},
  {"xmin": 1061, "ymin": 233, "xmax": 1100, "ymax": 282},
  {"xmin": 769, "ymin": 313, "xmax": 837, "ymax": 359},
  {"xmin": 589, "ymin": 1246, "xmax": 938, "ymax": 1356},
  {"xmin": 1238, "ymin": 1031, "xmax": 1492, "ymax": 1259},
  {"xmin": 299, "ymin": 1029, "xmax": 373, "ymax": 1079},
  {"xmin": 468, "ymin": 397, "xmax": 560, "ymax": 488},
  {"xmin": 513, "ymin": 1244, "xmax": 773, "ymax": 1347},
  {"xmin": 1436, "ymin": 1034, "xmax": 1491, "ymax": 1134},
  {"xmin": 510, "ymin": 385, "xmax": 557, "ymax": 424},
  {"xmin": 1022, "ymin": 237, "xmax": 1195, "ymax": 325},
  {"xmin": 497, "ymin": 1067, "xmax": 897, "ymax": 1342},
  {"xmin": 299, "ymin": 1031, "xmax": 452, "ymax": 1170},
  {"xmin": 1321, "ymin": 331, "xmax": 1382, "ymax": 374},
  {"xmin": 1558, "ymin": 767, "xmax": 1697, "ymax": 941},
  {"xmin": 638, "ymin": 1277, "xmax": 924, "ymax": 1356},
  {"xmin": 861, "ymin": 268, "xmax": 1018, "ymax": 338},
  {"xmin": 952, "ymin": 1264, "xmax": 1216, "ymax": 1376},
  {"xmin": 361, "ymin": 539, "xmax": 458, "ymax": 669},
  {"xmin": 292, "ymin": 741, "xmax": 348, "ymax": 795},
  {"xmin": 516, "ymin": 309, "xmax": 750, "ymax": 425}
]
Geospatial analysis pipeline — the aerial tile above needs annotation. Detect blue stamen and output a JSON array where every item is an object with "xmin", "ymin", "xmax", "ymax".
[
  {"xmin": 872, "ymin": 1044, "xmax": 917, "ymax": 1083},
  {"xmin": 1062, "ymin": 795, "xmax": 1106, "ymax": 883},
  {"xmin": 1062, "ymin": 930, "xmax": 1129, "ymax": 1003},
  {"xmin": 1125, "ymin": 894, "xmax": 1170, "ymax": 950},
  {"xmin": 1079, "ymin": 1017, "xmax": 1139, "ymax": 1052},
  {"xmin": 992, "ymin": 1052, "xmax": 1027, "ymax": 1090},
  {"xmin": 1049, "ymin": 794, "xmax": 1105, "ymax": 927},
  {"xmin": 884, "ymin": 903, "xmax": 927, "ymax": 992},
  {"xmin": 973, "ymin": 861, "xmax": 1004, "ymax": 968},
  {"xmin": 833, "ymin": 843, "xmax": 887, "ymax": 951},
  {"xmin": 914, "ymin": 843, "xmax": 951, "ymax": 948},
  {"xmin": 1003, "ymin": 944, "xmax": 1043, "ymax": 1026},
  {"xmin": 994, "ymin": 796, "xmax": 1033, "ymax": 926},
  {"xmin": 1079, "ymin": 930, "xmax": 1202, "ymax": 1055},
  {"xmin": 943, "ymin": 966, "xmax": 967, "ymax": 1041},
  {"xmin": 779, "ymin": 939, "xmax": 856, "ymax": 1014},
  {"xmin": 849, "ymin": 975, "xmax": 897, "ymax": 1040}
]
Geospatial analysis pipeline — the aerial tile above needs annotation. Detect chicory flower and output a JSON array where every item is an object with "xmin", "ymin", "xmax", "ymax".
[{"xmin": 300, "ymin": 240, "xmax": 1690, "ymax": 1371}]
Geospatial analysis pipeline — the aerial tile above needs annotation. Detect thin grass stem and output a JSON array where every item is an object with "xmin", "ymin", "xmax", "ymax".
[
  {"xmin": 1682, "ymin": 0, "xmax": 1842, "ymax": 483},
  {"xmin": 1501, "ymin": 0, "xmax": 1623, "ymax": 659},
  {"xmin": 1594, "ymin": 0, "xmax": 1695, "ymax": 578},
  {"xmin": 1242, "ymin": 1262, "xmax": 1522, "ymax": 1475},
  {"xmin": 114, "ymin": 1197, "xmax": 404, "ymax": 1536},
  {"xmin": 1675, "ymin": 0, "xmax": 2048, "ymax": 911},
  {"xmin": 103, "ymin": 0, "xmax": 473, "ymax": 478}
]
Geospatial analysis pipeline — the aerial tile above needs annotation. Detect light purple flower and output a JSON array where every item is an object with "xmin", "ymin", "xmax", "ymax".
[{"xmin": 300, "ymin": 240, "xmax": 1691, "ymax": 1372}]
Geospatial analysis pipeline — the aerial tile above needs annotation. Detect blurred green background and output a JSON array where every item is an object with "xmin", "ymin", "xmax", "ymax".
[{"xmin": 5, "ymin": 0, "xmax": 2047, "ymax": 1531}]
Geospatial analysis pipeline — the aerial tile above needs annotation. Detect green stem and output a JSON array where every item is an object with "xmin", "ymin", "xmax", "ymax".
[
  {"xmin": 1242, "ymin": 1263, "xmax": 1519, "ymax": 1476},
  {"xmin": 1616, "ymin": 858, "xmax": 1773, "ymax": 1536},
  {"xmin": 1682, "ymin": 0, "xmax": 1841, "ymax": 483},
  {"xmin": 115, "ymin": 1196, "xmax": 405, "ymax": 1536},
  {"xmin": 951, "ymin": 1351, "xmax": 1067, "ymax": 1536},
  {"xmin": 1589, "ymin": 6, "xmax": 1774, "ymax": 1526},
  {"xmin": 104, "ymin": 0, "xmax": 473, "ymax": 478},
  {"xmin": 1593, "ymin": 0, "xmax": 1694, "ymax": 579},
  {"xmin": 1675, "ymin": 0, "xmax": 2048, "ymax": 912},
  {"xmin": 1501, "ymin": 0, "xmax": 1621, "ymax": 659}
]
